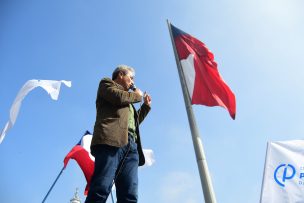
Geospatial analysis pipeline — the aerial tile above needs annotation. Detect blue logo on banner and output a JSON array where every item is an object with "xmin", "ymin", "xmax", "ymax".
[{"xmin": 274, "ymin": 164, "xmax": 296, "ymax": 187}]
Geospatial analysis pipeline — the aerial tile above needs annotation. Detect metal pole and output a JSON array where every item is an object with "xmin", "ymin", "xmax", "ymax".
[
  {"xmin": 41, "ymin": 167, "xmax": 65, "ymax": 203},
  {"xmin": 259, "ymin": 142, "xmax": 270, "ymax": 203},
  {"xmin": 166, "ymin": 19, "xmax": 217, "ymax": 203}
]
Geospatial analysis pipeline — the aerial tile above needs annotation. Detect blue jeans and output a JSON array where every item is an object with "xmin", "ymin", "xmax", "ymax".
[{"xmin": 85, "ymin": 136, "xmax": 139, "ymax": 203}]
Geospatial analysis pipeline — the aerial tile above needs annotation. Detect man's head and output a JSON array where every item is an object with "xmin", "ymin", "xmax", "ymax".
[{"xmin": 112, "ymin": 65, "xmax": 135, "ymax": 91}]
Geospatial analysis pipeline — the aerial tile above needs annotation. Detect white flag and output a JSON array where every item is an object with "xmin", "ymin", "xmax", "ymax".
[
  {"xmin": 142, "ymin": 149, "xmax": 155, "ymax": 168},
  {"xmin": 260, "ymin": 140, "xmax": 304, "ymax": 203},
  {"xmin": 0, "ymin": 79, "xmax": 72, "ymax": 143}
]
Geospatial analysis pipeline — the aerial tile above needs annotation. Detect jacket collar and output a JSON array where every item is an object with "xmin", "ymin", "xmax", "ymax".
[
  {"xmin": 113, "ymin": 80, "xmax": 124, "ymax": 90},
  {"xmin": 104, "ymin": 77, "xmax": 125, "ymax": 90}
]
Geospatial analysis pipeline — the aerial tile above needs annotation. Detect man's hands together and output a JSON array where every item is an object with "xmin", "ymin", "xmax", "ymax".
[{"xmin": 133, "ymin": 88, "xmax": 151, "ymax": 106}]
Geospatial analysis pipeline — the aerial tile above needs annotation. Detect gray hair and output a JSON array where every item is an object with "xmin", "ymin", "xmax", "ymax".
[{"xmin": 112, "ymin": 64, "xmax": 135, "ymax": 80}]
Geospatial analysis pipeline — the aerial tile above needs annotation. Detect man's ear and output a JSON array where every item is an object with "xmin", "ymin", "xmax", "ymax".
[{"xmin": 118, "ymin": 71, "xmax": 123, "ymax": 79}]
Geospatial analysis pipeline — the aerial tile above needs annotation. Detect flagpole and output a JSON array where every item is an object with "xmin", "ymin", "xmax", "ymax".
[
  {"xmin": 42, "ymin": 166, "xmax": 65, "ymax": 203},
  {"xmin": 166, "ymin": 19, "xmax": 217, "ymax": 203},
  {"xmin": 259, "ymin": 142, "xmax": 269, "ymax": 203}
]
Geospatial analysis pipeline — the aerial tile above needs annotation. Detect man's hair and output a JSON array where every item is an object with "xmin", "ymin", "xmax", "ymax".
[{"xmin": 112, "ymin": 64, "xmax": 135, "ymax": 80}]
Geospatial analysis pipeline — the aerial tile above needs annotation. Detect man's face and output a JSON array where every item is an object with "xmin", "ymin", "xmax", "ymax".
[{"xmin": 118, "ymin": 70, "xmax": 134, "ymax": 91}]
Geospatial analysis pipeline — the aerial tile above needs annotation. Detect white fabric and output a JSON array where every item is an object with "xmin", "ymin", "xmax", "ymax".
[
  {"xmin": 81, "ymin": 133, "xmax": 155, "ymax": 167},
  {"xmin": 0, "ymin": 79, "xmax": 72, "ymax": 144},
  {"xmin": 142, "ymin": 149, "xmax": 155, "ymax": 167},
  {"xmin": 81, "ymin": 133, "xmax": 95, "ymax": 161},
  {"xmin": 180, "ymin": 54, "xmax": 196, "ymax": 99},
  {"xmin": 260, "ymin": 140, "xmax": 304, "ymax": 203}
]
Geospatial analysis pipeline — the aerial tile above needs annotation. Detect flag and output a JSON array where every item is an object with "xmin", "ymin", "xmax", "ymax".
[
  {"xmin": 0, "ymin": 79, "xmax": 72, "ymax": 143},
  {"xmin": 142, "ymin": 149, "xmax": 155, "ymax": 167},
  {"xmin": 260, "ymin": 140, "xmax": 304, "ymax": 203},
  {"xmin": 64, "ymin": 131, "xmax": 95, "ymax": 195},
  {"xmin": 64, "ymin": 131, "xmax": 155, "ymax": 195},
  {"xmin": 170, "ymin": 24, "xmax": 236, "ymax": 119}
]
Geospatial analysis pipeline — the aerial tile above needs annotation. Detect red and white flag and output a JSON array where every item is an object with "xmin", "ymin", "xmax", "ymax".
[
  {"xmin": 171, "ymin": 24, "xmax": 236, "ymax": 119},
  {"xmin": 64, "ymin": 131, "xmax": 155, "ymax": 195},
  {"xmin": 64, "ymin": 131, "xmax": 94, "ymax": 195}
]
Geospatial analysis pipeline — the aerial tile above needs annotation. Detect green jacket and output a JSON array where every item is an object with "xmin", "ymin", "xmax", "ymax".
[{"xmin": 91, "ymin": 78, "xmax": 151, "ymax": 166}]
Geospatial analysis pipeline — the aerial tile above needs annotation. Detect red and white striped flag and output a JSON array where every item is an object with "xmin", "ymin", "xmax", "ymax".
[{"xmin": 171, "ymin": 24, "xmax": 236, "ymax": 119}]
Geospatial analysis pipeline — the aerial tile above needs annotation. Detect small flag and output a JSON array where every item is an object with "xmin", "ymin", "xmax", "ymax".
[
  {"xmin": 260, "ymin": 140, "xmax": 304, "ymax": 203},
  {"xmin": 0, "ymin": 79, "xmax": 71, "ymax": 143},
  {"xmin": 142, "ymin": 149, "xmax": 155, "ymax": 167},
  {"xmin": 170, "ymin": 24, "xmax": 236, "ymax": 119},
  {"xmin": 64, "ymin": 131, "xmax": 94, "ymax": 195},
  {"xmin": 64, "ymin": 131, "xmax": 155, "ymax": 195}
]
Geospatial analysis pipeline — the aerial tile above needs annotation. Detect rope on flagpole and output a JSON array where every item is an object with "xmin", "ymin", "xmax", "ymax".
[{"xmin": 41, "ymin": 166, "xmax": 65, "ymax": 203}]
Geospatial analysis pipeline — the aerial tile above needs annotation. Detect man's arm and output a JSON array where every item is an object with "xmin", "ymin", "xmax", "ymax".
[
  {"xmin": 100, "ymin": 80, "xmax": 142, "ymax": 106},
  {"xmin": 137, "ymin": 92, "xmax": 152, "ymax": 124}
]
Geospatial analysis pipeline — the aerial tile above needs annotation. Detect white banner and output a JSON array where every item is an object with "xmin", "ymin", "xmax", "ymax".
[
  {"xmin": 260, "ymin": 140, "xmax": 304, "ymax": 203},
  {"xmin": 0, "ymin": 79, "xmax": 71, "ymax": 144}
]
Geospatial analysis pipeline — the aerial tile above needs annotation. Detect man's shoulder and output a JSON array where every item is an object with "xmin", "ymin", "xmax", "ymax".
[
  {"xmin": 99, "ymin": 78, "xmax": 115, "ymax": 87},
  {"xmin": 100, "ymin": 77, "xmax": 114, "ymax": 84},
  {"xmin": 100, "ymin": 78, "xmax": 124, "ymax": 90}
]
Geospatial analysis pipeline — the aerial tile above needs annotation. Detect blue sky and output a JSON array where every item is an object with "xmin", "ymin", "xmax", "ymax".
[{"xmin": 1, "ymin": 0, "xmax": 304, "ymax": 202}]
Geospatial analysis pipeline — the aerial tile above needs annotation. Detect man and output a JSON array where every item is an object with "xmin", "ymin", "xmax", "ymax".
[{"xmin": 85, "ymin": 65, "xmax": 152, "ymax": 203}]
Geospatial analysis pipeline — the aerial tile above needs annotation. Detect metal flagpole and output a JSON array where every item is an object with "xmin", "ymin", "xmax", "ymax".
[
  {"xmin": 41, "ymin": 166, "xmax": 65, "ymax": 203},
  {"xmin": 259, "ymin": 142, "xmax": 269, "ymax": 203},
  {"xmin": 166, "ymin": 19, "xmax": 217, "ymax": 203}
]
